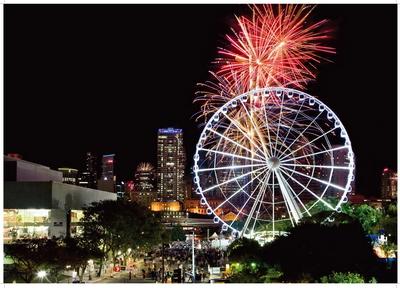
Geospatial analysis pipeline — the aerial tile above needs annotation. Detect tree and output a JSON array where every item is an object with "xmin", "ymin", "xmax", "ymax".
[
  {"xmin": 260, "ymin": 220, "xmax": 380, "ymax": 282},
  {"xmin": 320, "ymin": 272, "xmax": 366, "ymax": 283},
  {"xmin": 226, "ymin": 238, "xmax": 267, "ymax": 283},
  {"xmin": 62, "ymin": 236, "xmax": 104, "ymax": 281},
  {"xmin": 260, "ymin": 265, "xmax": 283, "ymax": 283},
  {"xmin": 4, "ymin": 237, "xmax": 105, "ymax": 283},
  {"xmin": 227, "ymin": 237, "xmax": 262, "ymax": 263},
  {"xmin": 345, "ymin": 204, "xmax": 382, "ymax": 234},
  {"xmin": 5, "ymin": 239, "xmax": 49, "ymax": 283},
  {"xmin": 80, "ymin": 200, "xmax": 163, "ymax": 276},
  {"xmin": 170, "ymin": 225, "xmax": 186, "ymax": 242}
]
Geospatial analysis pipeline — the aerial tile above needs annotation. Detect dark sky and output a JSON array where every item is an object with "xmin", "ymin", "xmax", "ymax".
[{"xmin": 5, "ymin": 4, "xmax": 397, "ymax": 197}]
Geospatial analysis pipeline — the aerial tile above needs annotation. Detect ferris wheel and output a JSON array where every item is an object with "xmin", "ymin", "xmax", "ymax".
[{"xmin": 193, "ymin": 87, "xmax": 355, "ymax": 240}]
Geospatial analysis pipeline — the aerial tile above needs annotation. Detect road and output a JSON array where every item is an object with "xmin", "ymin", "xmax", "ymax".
[{"xmin": 96, "ymin": 271, "xmax": 156, "ymax": 283}]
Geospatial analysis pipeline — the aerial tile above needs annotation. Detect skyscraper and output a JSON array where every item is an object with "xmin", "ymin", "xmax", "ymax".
[
  {"xmin": 97, "ymin": 154, "xmax": 116, "ymax": 193},
  {"xmin": 132, "ymin": 163, "xmax": 156, "ymax": 207},
  {"xmin": 78, "ymin": 152, "xmax": 97, "ymax": 189},
  {"xmin": 157, "ymin": 128, "xmax": 186, "ymax": 202},
  {"xmin": 135, "ymin": 162, "xmax": 155, "ymax": 191},
  {"xmin": 381, "ymin": 168, "xmax": 397, "ymax": 199}
]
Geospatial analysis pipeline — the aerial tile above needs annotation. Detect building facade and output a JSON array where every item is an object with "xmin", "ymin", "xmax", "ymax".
[
  {"xmin": 381, "ymin": 168, "xmax": 397, "ymax": 199},
  {"xmin": 157, "ymin": 128, "xmax": 186, "ymax": 202},
  {"xmin": 78, "ymin": 152, "xmax": 98, "ymax": 189},
  {"xmin": 4, "ymin": 157, "xmax": 116, "ymax": 242},
  {"xmin": 98, "ymin": 154, "xmax": 116, "ymax": 193},
  {"xmin": 58, "ymin": 168, "xmax": 79, "ymax": 185},
  {"xmin": 135, "ymin": 162, "xmax": 155, "ymax": 191},
  {"xmin": 131, "ymin": 162, "xmax": 156, "ymax": 207}
]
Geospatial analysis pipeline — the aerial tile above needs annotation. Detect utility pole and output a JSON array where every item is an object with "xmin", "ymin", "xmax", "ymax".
[
  {"xmin": 161, "ymin": 241, "xmax": 165, "ymax": 283},
  {"xmin": 192, "ymin": 231, "xmax": 195, "ymax": 283}
]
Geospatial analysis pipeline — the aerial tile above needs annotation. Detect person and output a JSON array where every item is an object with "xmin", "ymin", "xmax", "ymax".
[
  {"xmin": 129, "ymin": 271, "xmax": 132, "ymax": 280},
  {"xmin": 142, "ymin": 269, "xmax": 146, "ymax": 279}
]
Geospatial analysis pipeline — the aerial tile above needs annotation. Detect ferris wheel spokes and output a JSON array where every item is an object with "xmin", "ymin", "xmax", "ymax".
[{"xmin": 193, "ymin": 87, "xmax": 355, "ymax": 240}]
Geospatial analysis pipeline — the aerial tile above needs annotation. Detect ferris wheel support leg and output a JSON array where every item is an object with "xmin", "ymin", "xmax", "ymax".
[{"xmin": 275, "ymin": 170, "xmax": 302, "ymax": 224}]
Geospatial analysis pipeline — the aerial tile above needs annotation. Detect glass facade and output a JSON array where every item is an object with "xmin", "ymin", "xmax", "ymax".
[
  {"xmin": 157, "ymin": 128, "xmax": 186, "ymax": 202},
  {"xmin": 4, "ymin": 209, "xmax": 50, "ymax": 242},
  {"xmin": 3, "ymin": 209, "xmax": 86, "ymax": 241}
]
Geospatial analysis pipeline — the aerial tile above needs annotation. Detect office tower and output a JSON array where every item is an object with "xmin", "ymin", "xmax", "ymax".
[
  {"xmin": 157, "ymin": 128, "xmax": 186, "ymax": 202},
  {"xmin": 116, "ymin": 181, "xmax": 125, "ymax": 199},
  {"xmin": 79, "ymin": 152, "xmax": 98, "ymax": 188},
  {"xmin": 381, "ymin": 168, "xmax": 397, "ymax": 199},
  {"xmin": 98, "ymin": 154, "xmax": 115, "ymax": 193},
  {"xmin": 135, "ymin": 162, "xmax": 155, "ymax": 191}
]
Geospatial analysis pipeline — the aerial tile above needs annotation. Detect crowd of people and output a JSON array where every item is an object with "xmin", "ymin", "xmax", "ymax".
[{"xmin": 140, "ymin": 240, "xmax": 226, "ymax": 283}]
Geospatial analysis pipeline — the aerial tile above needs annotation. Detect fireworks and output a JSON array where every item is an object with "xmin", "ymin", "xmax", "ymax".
[
  {"xmin": 195, "ymin": 4, "xmax": 334, "ymax": 121},
  {"xmin": 136, "ymin": 162, "xmax": 154, "ymax": 172}
]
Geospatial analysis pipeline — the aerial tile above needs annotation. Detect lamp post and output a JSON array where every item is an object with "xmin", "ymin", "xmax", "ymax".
[
  {"xmin": 37, "ymin": 271, "xmax": 46, "ymax": 283},
  {"xmin": 192, "ymin": 231, "xmax": 195, "ymax": 283}
]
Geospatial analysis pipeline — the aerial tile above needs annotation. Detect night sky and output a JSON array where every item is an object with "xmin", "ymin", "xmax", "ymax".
[{"xmin": 5, "ymin": 4, "xmax": 397, "ymax": 197}]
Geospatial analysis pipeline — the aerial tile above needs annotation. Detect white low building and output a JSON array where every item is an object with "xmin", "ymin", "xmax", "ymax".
[{"xmin": 4, "ymin": 156, "xmax": 116, "ymax": 242}]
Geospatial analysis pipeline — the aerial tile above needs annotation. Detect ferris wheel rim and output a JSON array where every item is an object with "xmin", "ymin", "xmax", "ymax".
[{"xmin": 193, "ymin": 86, "xmax": 355, "ymax": 238}]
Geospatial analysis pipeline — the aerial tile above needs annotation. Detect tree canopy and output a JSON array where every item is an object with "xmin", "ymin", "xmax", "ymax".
[{"xmin": 80, "ymin": 200, "xmax": 164, "ymax": 275}]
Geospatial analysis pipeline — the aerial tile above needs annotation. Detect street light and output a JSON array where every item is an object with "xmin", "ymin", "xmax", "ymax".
[{"xmin": 37, "ymin": 271, "xmax": 46, "ymax": 283}]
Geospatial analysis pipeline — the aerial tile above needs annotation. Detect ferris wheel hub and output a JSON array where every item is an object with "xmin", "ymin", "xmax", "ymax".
[{"xmin": 267, "ymin": 156, "xmax": 280, "ymax": 170}]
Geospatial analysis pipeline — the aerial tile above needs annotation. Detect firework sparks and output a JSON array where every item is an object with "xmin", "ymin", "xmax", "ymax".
[
  {"xmin": 195, "ymin": 4, "xmax": 334, "ymax": 122},
  {"xmin": 217, "ymin": 4, "xmax": 334, "ymax": 91}
]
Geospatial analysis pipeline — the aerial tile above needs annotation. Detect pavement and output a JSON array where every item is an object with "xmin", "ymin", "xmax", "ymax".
[{"xmin": 94, "ymin": 271, "xmax": 156, "ymax": 283}]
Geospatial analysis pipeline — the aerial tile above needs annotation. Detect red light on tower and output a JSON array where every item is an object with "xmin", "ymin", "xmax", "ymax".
[
  {"xmin": 384, "ymin": 168, "xmax": 389, "ymax": 172},
  {"xmin": 107, "ymin": 159, "xmax": 113, "ymax": 164}
]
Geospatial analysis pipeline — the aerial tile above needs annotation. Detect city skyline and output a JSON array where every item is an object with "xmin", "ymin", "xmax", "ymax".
[{"xmin": 5, "ymin": 4, "xmax": 397, "ymax": 197}]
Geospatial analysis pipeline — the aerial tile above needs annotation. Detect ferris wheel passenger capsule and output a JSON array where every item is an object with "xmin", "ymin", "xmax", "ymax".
[
  {"xmin": 319, "ymin": 104, "xmax": 325, "ymax": 112},
  {"xmin": 309, "ymin": 98, "xmax": 315, "ymax": 106},
  {"xmin": 231, "ymin": 100, "xmax": 237, "ymax": 107},
  {"xmin": 213, "ymin": 217, "xmax": 219, "ymax": 224}
]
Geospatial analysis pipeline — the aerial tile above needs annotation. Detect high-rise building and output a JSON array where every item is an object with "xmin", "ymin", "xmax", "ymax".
[
  {"xmin": 381, "ymin": 168, "xmax": 397, "ymax": 199},
  {"xmin": 135, "ymin": 162, "xmax": 155, "ymax": 191},
  {"xmin": 116, "ymin": 181, "xmax": 125, "ymax": 199},
  {"xmin": 97, "ymin": 154, "xmax": 116, "ymax": 193},
  {"xmin": 157, "ymin": 128, "xmax": 186, "ymax": 202},
  {"xmin": 78, "ymin": 152, "xmax": 98, "ymax": 188},
  {"xmin": 132, "ymin": 163, "xmax": 156, "ymax": 208},
  {"xmin": 58, "ymin": 168, "xmax": 78, "ymax": 185}
]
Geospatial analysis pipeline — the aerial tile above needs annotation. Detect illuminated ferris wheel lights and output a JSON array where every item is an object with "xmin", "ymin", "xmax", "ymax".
[{"xmin": 193, "ymin": 87, "xmax": 355, "ymax": 239}]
